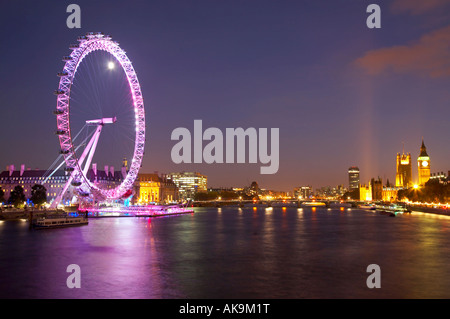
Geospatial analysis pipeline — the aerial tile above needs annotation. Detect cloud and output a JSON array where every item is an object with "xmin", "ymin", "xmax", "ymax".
[
  {"xmin": 354, "ymin": 25, "xmax": 450, "ymax": 78},
  {"xmin": 391, "ymin": 0, "xmax": 450, "ymax": 15}
]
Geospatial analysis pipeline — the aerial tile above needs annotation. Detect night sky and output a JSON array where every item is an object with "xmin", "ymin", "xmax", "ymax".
[{"xmin": 0, "ymin": 0, "xmax": 449, "ymax": 191}]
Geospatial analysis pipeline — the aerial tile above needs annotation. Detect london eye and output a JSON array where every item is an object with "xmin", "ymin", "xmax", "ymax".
[{"xmin": 52, "ymin": 32, "xmax": 145, "ymax": 206}]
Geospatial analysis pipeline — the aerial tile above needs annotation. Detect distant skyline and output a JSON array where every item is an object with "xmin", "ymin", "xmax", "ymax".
[{"xmin": 1, "ymin": 0, "xmax": 449, "ymax": 192}]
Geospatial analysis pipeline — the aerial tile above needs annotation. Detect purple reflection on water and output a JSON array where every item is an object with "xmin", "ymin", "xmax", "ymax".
[{"xmin": 2, "ymin": 207, "xmax": 450, "ymax": 298}]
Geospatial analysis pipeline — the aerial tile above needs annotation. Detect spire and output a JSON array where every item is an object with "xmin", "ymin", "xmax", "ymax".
[{"xmin": 420, "ymin": 137, "xmax": 428, "ymax": 157}]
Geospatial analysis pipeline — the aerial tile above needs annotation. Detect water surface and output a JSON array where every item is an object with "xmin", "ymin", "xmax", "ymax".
[{"xmin": 1, "ymin": 206, "xmax": 450, "ymax": 298}]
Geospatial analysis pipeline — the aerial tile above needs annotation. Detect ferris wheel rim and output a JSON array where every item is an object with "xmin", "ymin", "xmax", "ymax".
[{"xmin": 55, "ymin": 32, "xmax": 145, "ymax": 200}]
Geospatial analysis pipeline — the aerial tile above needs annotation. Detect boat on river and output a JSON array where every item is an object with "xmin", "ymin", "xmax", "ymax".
[
  {"xmin": 32, "ymin": 214, "xmax": 88, "ymax": 229},
  {"xmin": 359, "ymin": 203, "xmax": 376, "ymax": 210},
  {"xmin": 376, "ymin": 203, "xmax": 411, "ymax": 217},
  {"xmin": 302, "ymin": 201, "xmax": 326, "ymax": 207}
]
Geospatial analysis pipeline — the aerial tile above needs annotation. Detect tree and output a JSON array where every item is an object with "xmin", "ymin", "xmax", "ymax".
[
  {"xmin": 342, "ymin": 188, "xmax": 359, "ymax": 200},
  {"xmin": 219, "ymin": 191, "xmax": 239, "ymax": 200},
  {"xmin": 194, "ymin": 191, "xmax": 218, "ymax": 201},
  {"xmin": 422, "ymin": 179, "xmax": 447, "ymax": 203},
  {"xmin": 397, "ymin": 180, "xmax": 449, "ymax": 203},
  {"xmin": 397, "ymin": 188, "xmax": 409, "ymax": 201},
  {"xmin": 31, "ymin": 184, "xmax": 47, "ymax": 207},
  {"xmin": 0, "ymin": 187, "xmax": 4, "ymax": 204},
  {"xmin": 8, "ymin": 185, "xmax": 26, "ymax": 208}
]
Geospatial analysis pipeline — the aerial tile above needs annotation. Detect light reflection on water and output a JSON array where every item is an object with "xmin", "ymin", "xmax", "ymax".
[{"xmin": 1, "ymin": 207, "xmax": 450, "ymax": 298}]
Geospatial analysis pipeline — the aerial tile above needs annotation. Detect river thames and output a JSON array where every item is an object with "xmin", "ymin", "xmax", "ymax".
[{"xmin": 1, "ymin": 205, "xmax": 450, "ymax": 299}]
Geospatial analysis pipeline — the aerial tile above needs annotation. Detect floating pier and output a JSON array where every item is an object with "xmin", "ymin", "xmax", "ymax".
[{"xmin": 80, "ymin": 205, "xmax": 194, "ymax": 218}]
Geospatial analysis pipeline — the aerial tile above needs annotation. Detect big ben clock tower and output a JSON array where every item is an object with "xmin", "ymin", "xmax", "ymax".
[{"xmin": 417, "ymin": 138, "xmax": 430, "ymax": 186}]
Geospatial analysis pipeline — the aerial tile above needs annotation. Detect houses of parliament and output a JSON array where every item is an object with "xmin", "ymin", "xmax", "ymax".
[
  {"xmin": 359, "ymin": 138, "xmax": 439, "ymax": 202},
  {"xmin": 395, "ymin": 138, "xmax": 431, "ymax": 188}
]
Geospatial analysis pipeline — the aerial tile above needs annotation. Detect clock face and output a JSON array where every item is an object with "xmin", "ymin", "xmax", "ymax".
[{"xmin": 422, "ymin": 161, "xmax": 428, "ymax": 167}]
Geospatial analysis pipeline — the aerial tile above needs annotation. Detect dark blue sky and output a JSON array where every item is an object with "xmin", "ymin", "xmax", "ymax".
[{"xmin": 1, "ymin": 0, "xmax": 449, "ymax": 191}]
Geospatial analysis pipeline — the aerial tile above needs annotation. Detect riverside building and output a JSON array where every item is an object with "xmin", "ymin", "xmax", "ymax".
[
  {"xmin": 348, "ymin": 167, "xmax": 360, "ymax": 191},
  {"xmin": 167, "ymin": 172, "xmax": 207, "ymax": 200},
  {"xmin": 0, "ymin": 163, "xmax": 125, "ymax": 205},
  {"xmin": 134, "ymin": 173, "xmax": 179, "ymax": 204}
]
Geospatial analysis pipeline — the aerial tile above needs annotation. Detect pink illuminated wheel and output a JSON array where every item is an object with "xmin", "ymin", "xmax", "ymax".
[{"xmin": 54, "ymin": 32, "xmax": 145, "ymax": 202}]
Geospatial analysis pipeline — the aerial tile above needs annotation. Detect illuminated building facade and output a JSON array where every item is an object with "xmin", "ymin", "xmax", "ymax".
[
  {"xmin": 382, "ymin": 187, "xmax": 400, "ymax": 202},
  {"xmin": 0, "ymin": 165, "xmax": 69, "ymax": 204},
  {"xmin": 359, "ymin": 183, "xmax": 372, "ymax": 202},
  {"xmin": 417, "ymin": 139, "xmax": 431, "ymax": 186},
  {"xmin": 396, "ymin": 152, "xmax": 412, "ymax": 188},
  {"xmin": 167, "ymin": 172, "xmax": 207, "ymax": 200},
  {"xmin": 86, "ymin": 164, "xmax": 126, "ymax": 191},
  {"xmin": 348, "ymin": 166, "xmax": 360, "ymax": 191},
  {"xmin": 430, "ymin": 171, "xmax": 449, "ymax": 184},
  {"xmin": 0, "ymin": 163, "xmax": 126, "ymax": 205},
  {"xmin": 293, "ymin": 186, "xmax": 312, "ymax": 199},
  {"xmin": 134, "ymin": 173, "xmax": 179, "ymax": 204},
  {"xmin": 314, "ymin": 185, "xmax": 346, "ymax": 198}
]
